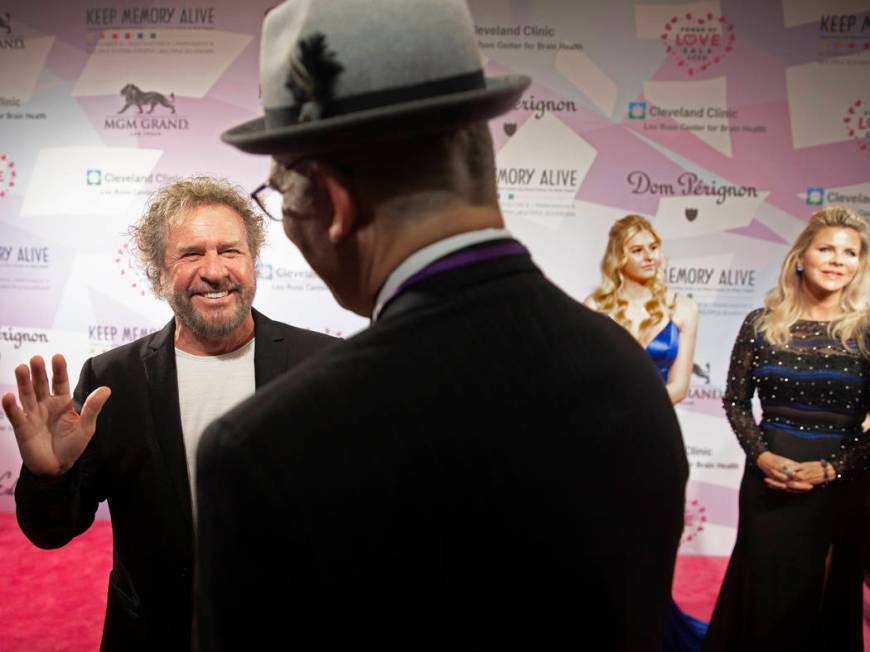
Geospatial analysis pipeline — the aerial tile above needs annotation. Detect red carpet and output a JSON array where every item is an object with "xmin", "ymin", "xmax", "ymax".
[
  {"xmin": 0, "ymin": 512, "xmax": 111, "ymax": 651},
  {"xmin": 0, "ymin": 511, "xmax": 867, "ymax": 650}
]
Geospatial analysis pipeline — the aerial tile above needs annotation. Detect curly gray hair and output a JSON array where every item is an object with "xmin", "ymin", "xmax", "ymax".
[{"xmin": 129, "ymin": 176, "xmax": 266, "ymax": 296}]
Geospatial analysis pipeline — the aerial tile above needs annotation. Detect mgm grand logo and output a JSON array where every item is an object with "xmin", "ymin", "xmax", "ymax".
[
  {"xmin": 688, "ymin": 361, "xmax": 724, "ymax": 401},
  {"xmin": 0, "ymin": 13, "xmax": 25, "ymax": 50},
  {"xmin": 105, "ymin": 83, "xmax": 189, "ymax": 131}
]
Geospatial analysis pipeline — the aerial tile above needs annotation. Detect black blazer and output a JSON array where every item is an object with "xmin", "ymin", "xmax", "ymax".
[
  {"xmin": 196, "ymin": 247, "xmax": 688, "ymax": 651},
  {"xmin": 15, "ymin": 309, "xmax": 334, "ymax": 651}
]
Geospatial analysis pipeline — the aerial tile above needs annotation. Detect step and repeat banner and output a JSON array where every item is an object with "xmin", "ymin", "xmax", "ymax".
[{"xmin": 1, "ymin": 0, "xmax": 869, "ymax": 553}]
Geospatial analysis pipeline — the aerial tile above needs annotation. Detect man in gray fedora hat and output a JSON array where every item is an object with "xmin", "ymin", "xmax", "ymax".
[{"xmin": 195, "ymin": 1, "xmax": 688, "ymax": 649}]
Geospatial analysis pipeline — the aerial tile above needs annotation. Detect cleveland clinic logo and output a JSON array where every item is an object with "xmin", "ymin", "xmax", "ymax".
[
  {"xmin": 628, "ymin": 101, "xmax": 646, "ymax": 120},
  {"xmin": 659, "ymin": 12, "xmax": 735, "ymax": 76},
  {"xmin": 806, "ymin": 187, "xmax": 825, "ymax": 206},
  {"xmin": 0, "ymin": 154, "xmax": 17, "ymax": 198}
]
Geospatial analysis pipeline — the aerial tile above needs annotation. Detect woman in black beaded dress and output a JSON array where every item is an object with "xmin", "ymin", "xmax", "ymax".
[{"xmin": 704, "ymin": 207, "xmax": 870, "ymax": 651}]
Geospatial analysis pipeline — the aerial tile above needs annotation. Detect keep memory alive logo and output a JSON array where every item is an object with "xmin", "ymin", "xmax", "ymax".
[
  {"xmin": 89, "ymin": 323, "xmax": 157, "ymax": 347},
  {"xmin": 817, "ymin": 13, "xmax": 870, "ymax": 59},
  {"xmin": 660, "ymin": 11, "xmax": 735, "ymax": 76},
  {"xmin": 105, "ymin": 83, "xmax": 188, "ymax": 134},
  {"xmin": 0, "ymin": 13, "xmax": 25, "ymax": 50},
  {"xmin": 83, "ymin": 7, "xmax": 217, "ymax": 50}
]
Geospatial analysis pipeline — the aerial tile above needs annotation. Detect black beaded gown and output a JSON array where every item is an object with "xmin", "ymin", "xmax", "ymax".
[{"xmin": 704, "ymin": 310, "xmax": 870, "ymax": 651}]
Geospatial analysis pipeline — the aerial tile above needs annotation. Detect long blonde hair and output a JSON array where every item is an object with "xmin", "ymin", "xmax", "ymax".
[
  {"xmin": 590, "ymin": 214, "xmax": 671, "ymax": 343},
  {"xmin": 755, "ymin": 206, "xmax": 870, "ymax": 352}
]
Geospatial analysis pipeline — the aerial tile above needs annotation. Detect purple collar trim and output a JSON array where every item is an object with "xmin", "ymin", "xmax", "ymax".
[{"xmin": 381, "ymin": 240, "xmax": 529, "ymax": 315}]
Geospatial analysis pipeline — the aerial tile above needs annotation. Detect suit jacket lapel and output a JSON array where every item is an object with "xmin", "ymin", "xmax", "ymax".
[
  {"xmin": 140, "ymin": 310, "xmax": 293, "ymax": 533},
  {"xmin": 252, "ymin": 308, "xmax": 291, "ymax": 387},
  {"xmin": 142, "ymin": 318, "xmax": 194, "ymax": 534}
]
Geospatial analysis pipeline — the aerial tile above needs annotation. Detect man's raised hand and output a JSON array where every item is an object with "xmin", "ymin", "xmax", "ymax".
[{"xmin": 1, "ymin": 354, "xmax": 110, "ymax": 477}]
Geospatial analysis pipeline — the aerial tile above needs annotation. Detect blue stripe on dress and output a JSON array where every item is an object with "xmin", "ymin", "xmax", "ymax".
[
  {"xmin": 756, "ymin": 366, "xmax": 861, "ymax": 383},
  {"xmin": 761, "ymin": 420, "xmax": 850, "ymax": 441},
  {"xmin": 762, "ymin": 398, "xmax": 863, "ymax": 415}
]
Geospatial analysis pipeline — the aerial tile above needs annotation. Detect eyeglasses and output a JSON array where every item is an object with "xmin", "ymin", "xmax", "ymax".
[
  {"xmin": 251, "ymin": 157, "xmax": 353, "ymax": 222},
  {"xmin": 251, "ymin": 181, "xmax": 284, "ymax": 222},
  {"xmin": 251, "ymin": 157, "xmax": 308, "ymax": 222}
]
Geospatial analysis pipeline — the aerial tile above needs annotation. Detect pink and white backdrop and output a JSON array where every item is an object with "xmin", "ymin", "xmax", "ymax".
[{"xmin": 1, "ymin": 0, "xmax": 869, "ymax": 557}]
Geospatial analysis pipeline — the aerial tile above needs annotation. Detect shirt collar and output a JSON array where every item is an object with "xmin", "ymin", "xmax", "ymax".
[{"xmin": 372, "ymin": 227, "xmax": 513, "ymax": 322}]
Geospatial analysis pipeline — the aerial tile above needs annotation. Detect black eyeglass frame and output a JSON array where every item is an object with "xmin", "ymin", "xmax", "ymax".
[{"xmin": 250, "ymin": 156, "xmax": 354, "ymax": 222}]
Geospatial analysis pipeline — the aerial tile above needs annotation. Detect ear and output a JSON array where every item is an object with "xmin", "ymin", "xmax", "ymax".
[
  {"xmin": 311, "ymin": 162, "xmax": 357, "ymax": 244},
  {"xmin": 152, "ymin": 268, "xmax": 164, "ymax": 297}
]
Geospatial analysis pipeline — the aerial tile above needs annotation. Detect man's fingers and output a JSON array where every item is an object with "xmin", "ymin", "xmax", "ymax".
[
  {"xmin": 29, "ymin": 356, "xmax": 50, "ymax": 402},
  {"xmin": 50, "ymin": 354, "xmax": 71, "ymax": 397},
  {"xmin": 79, "ymin": 387, "xmax": 111, "ymax": 433},
  {"xmin": 14, "ymin": 364, "xmax": 37, "ymax": 413},
  {"xmin": 1, "ymin": 392, "xmax": 24, "ymax": 431}
]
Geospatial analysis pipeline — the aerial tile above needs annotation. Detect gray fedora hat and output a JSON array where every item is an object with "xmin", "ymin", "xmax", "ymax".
[{"xmin": 222, "ymin": 0, "xmax": 530, "ymax": 156}]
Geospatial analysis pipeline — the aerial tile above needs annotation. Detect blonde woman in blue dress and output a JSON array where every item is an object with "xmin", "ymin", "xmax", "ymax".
[{"xmin": 586, "ymin": 214, "xmax": 703, "ymax": 651}]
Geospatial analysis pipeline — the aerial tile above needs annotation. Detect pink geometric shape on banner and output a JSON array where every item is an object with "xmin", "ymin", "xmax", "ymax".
[
  {"xmin": 843, "ymin": 99, "xmax": 870, "ymax": 155},
  {"xmin": 686, "ymin": 481, "xmax": 739, "ymax": 530},
  {"xmin": 660, "ymin": 12, "xmax": 736, "ymax": 77}
]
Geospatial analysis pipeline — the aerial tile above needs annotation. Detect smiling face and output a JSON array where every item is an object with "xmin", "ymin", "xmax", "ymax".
[
  {"xmin": 160, "ymin": 203, "xmax": 256, "ymax": 341},
  {"xmin": 799, "ymin": 226, "xmax": 861, "ymax": 300},
  {"xmin": 620, "ymin": 229, "xmax": 661, "ymax": 284}
]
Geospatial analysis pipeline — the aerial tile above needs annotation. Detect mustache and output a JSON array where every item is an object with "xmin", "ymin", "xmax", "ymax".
[{"xmin": 187, "ymin": 282, "xmax": 240, "ymax": 297}]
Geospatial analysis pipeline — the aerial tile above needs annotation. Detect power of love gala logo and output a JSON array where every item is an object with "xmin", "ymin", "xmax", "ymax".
[
  {"xmin": 115, "ymin": 241, "xmax": 147, "ymax": 297},
  {"xmin": 0, "ymin": 154, "xmax": 16, "ymax": 198},
  {"xmin": 843, "ymin": 99, "xmax": 870, "ymax": 155},
  {"xmin": 680, "ymin": 498, "xmax": 707, "ymax": 547},
  {"xmin": 660, "ymin": 12, "xmax": 735, "ymax": 76}
]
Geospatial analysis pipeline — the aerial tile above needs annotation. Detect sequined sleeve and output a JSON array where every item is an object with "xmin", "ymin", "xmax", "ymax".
[
  {"xmin": 722, "ymin": 310, "xmax": 768, "ymax": 462},
  {"xmin": 831, "ymin": 435, "xmax": 870, "ymax": 480},
  {"xmin": 830, "ymin": 363, "xmax": 870, "ymax": 480}
]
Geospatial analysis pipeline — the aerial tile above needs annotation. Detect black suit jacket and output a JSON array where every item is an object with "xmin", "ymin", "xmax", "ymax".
[
  {"xmin": 15, "ymin": 309, "xmax": 334, "ymax": 651},
  {"xmin": 196, "ymin": 247, "xmax": 688, "ymax": 650}
]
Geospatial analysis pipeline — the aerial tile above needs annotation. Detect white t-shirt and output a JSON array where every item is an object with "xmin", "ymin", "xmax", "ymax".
[{"xmin": 175, "ymin": 338, "xmax": 256, "ymax": 521}]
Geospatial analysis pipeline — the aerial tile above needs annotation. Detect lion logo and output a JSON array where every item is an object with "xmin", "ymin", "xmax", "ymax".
[
  {"xmin": 692, "ymin": 362, "xmax": 711, "ymax": 384},
  {"xmin": 118, "ymin": 84, "xmax": 176, "ymax": 114}
]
